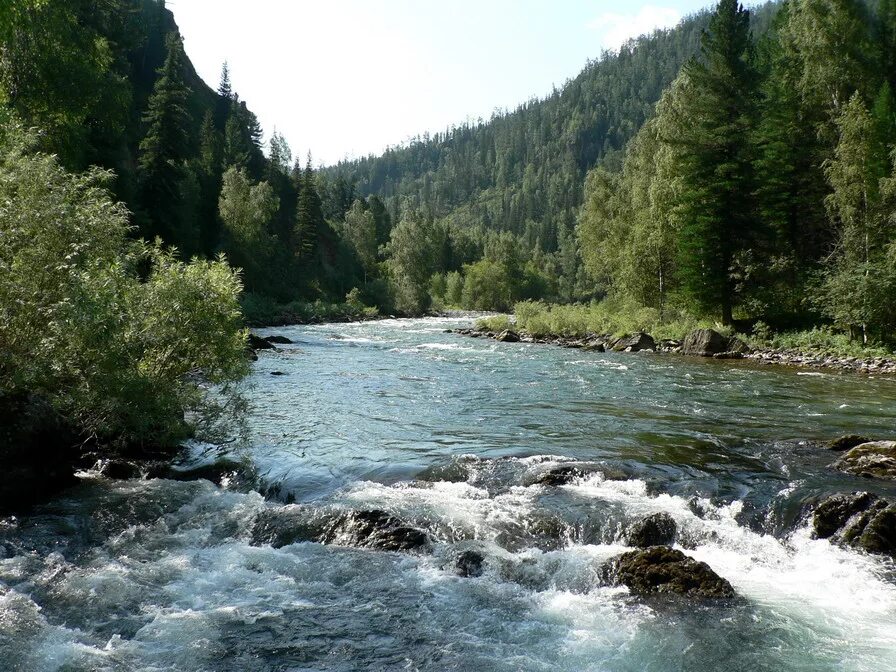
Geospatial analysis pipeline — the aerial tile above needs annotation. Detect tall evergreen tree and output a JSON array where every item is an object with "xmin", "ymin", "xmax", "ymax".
[
  {"xmin": 294, "ymin": 156, "xmax": 324, "ymax": 259},
  {"xmin": 662, "ymin": 0, "xmax": 760, "ymax": 324},
  {"xmin": 137, "ymin": 31, "xmax": 195, "ymax": 252}
]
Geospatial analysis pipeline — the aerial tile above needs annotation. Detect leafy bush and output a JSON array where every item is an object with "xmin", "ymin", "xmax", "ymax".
[
  {"xmin": 474, "ymin": 315, "xmax": 513, "ymax": 332},
  {"xmin": 0, "ymin": 122, "xmax": 249, "ymax": 449}
]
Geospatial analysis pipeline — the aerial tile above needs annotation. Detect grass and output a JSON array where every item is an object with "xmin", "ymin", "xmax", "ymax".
[
  {"xmin": 508, "ymin": 299, "xmax": 725, "ymax": 341},
  {"xmin": 746, "ymin": 326, "xmax": 895, "ymax": 359},
  {"xmin": 474, "ymin": 314, "xmax": 513, "ymax": 332}
]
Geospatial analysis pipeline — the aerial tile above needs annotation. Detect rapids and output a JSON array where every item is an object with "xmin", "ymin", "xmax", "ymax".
[{"xmin": 2, "ymin": 316, "xmax": 896, "ymax": 671}]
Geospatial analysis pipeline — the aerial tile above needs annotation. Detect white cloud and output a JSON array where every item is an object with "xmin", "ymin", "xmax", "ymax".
[{"xmin": 587, "ymin": 5, "xmax": 682, "ymax": 52}]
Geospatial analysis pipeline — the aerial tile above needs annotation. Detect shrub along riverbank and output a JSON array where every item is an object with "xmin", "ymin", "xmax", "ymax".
[{"xmin": 0, "ymin": 121, "xmax": 250, "ymax": 512}]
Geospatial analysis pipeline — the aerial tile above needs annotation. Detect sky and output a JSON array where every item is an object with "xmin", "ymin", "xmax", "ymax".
[{"xmin": 170, "ymin": 0, "xmax": 720, "ymax": 166}]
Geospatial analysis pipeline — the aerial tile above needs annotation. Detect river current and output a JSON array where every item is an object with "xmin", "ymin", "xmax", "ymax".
[{"xmin": 2, "ymin": 316, "xmax": 896, "ymax": 671}]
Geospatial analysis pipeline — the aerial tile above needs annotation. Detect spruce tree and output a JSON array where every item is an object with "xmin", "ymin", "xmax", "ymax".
[
  {"xmin": 137, "ymin": 31, "xmax": 194, "ymax": 252},
  {"xmin": 663, "ymin": 0, "xmax": 760, "ymax": 324},
  {"xmin": 294, "ymin": 156, "xmax": 323, "ymax": 259}
]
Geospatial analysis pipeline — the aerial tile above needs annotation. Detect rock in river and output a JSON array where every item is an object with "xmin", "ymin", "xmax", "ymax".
[
  {"xmin": 827, "ymin": 435, "xmax": 871, "ymax": 452},
  {"xmin": 321, "ymin": 509, "xmax": 432, "ymax": 553},
  {"xmin": 626, "ymin": 512, "xmax": 677, "ymax": 548},
  {"xmin": 834, "ymin": 441, "xmax": 896, "ymax": 480},
  {"xmin": 812, "ymin": 491, "xmax": 896, "ymax": 557},
  {"xmin": 603, "ymin": 546, "xmax": 735, "ymax": 599}
]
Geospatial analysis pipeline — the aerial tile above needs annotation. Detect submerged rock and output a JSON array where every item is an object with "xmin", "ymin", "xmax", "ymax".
[
  {"xmin": 812, "ymin": 492, "xmax": 896, "ymax": 557},
  {"xmin": 834, "ymin": 441, "xmax": 896, "ymax": 480},
  {"xmin": 827, "ymin": 435, "xmax": 871, "ymax": 452},
  {"xmin": 626, "ymin": 512, "xmax": 677, "ymax": 548},
  {"xmin": 251, "ymin": 505, "xmax": 321, "ymax": 547},
  {"xmin": 682, "ymin": 329, "xmax": 748, "ymax": 358},
  {"xmin": 322, "ymin": 509, "xmax": 431, "ymax": 552},
  {"xmin": 455, "ymin": 549, "xmax": 486, "ymax": 577},
  {"xmin": 611, "ymin": 332, "xmax": 656, "ymax": 352},
  {"xmin": 496, "ymin": 329, "xmax": 521, "ymax": 343},
  {"xmin": 533, "ymin": 465, "xmax": 586, "ymax": 486},
  {"xmin": 603, "ymin": 546, "xmax": 735, "ymax": 599}
]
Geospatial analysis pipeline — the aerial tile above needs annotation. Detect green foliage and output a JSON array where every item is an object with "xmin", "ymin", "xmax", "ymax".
[
  {"xmin": 385, "ymin": 213, "xmax": 441, "ymax": 314},
  {"xmin": 239, "ymin": 293, "xmax": 377, "ymax": 327},
  {"xmin": 513, "ymin": 299, "xmax": 718, "ymax": 341},
  {"xmin": 0, "ymin": 123, "xmax": 248, "ymax": 448},
  {"xmin": 474, "ymin": 315, "xmax": 513, "ymax": 332}
]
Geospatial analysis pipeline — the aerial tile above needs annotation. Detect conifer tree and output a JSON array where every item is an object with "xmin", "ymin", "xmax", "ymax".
[
  {"xmin": 137, "ymin": 31, "xmax": 194, "ymax": 252},
  {"xmin": 294, "ymin": 156, "xmax": 324, "ymax": 259},
  {"xmin": 662, "ymin": 0, "xmax": 760, "ymax": 324}
]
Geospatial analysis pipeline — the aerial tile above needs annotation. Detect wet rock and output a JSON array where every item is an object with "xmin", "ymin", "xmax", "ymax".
[
  {"xmin": 455, "ymin": 549, "xmax": 485, "ymax": 577},
  {"xmin": 251, "ymin": 505, "xmax": 321, "ymax": 548},
  {"xmin": 247, "ymin": 334, "xmax": 275, "ymax": 350},
  {"xmin": 0, "ymin": 394, "xmax": 81, "ymax": 513},
  {"xmin": 603, "ymin": 546, "xmax": 735, "ymax": 599},
  {"xmin": 812, "ymin": 492, "xmax": 896, "ymax": 557},
  {"xmin": 827, "ymin": 435, "xmax": 871, "ymax": 452},
  {"xmin": 712, "ymin": 351, "xmax": 744, "ymax": 360},
  {"xmin": 161, "ymin": 458, "xmax": 246, "ymax": 486},
  {"xmin": 682, "ymin": 329, "xmax": 748, "ymax": 357},
  {"xmin": 264, "ymin": 335, "xmax": 293, "ymax": 344},
  {"xmin": 100, "ymin": 459, "xmax": 145, "ymax": 480},
  {"xmin": 321, "ymin": 509, "xmax": 431, "ymax": 553},
  {"xmin": 583, "ymin": 339, "xmax": 606, "ymax": 352},
  {"xmin": 626, "ymin": 512, "xmax": 677, "ymax": 548},
  {"xmin": 270, "ymin": 371, "xmax": 286, "ymax": 376},
  {"xmin": 834, "ymin": 441, "xmax": 896, "ymax": 480},
  {"xmin": 611, "ymin": 332, "xmax": 656, "ymax": 352},
  {"xmin": 533, "ymin": 465, "xmax": 586, "ymax": 486},
  {"xmin": 496, "ymin": 329, "xmax": 520, "ymax": 343},
  {"xmin": 812, "ymin": 492, "xmax": 880, "ymax": 539}
]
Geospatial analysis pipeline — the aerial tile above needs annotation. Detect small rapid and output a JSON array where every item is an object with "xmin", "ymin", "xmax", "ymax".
[{"xmin": 2, "ymin": 317, "xmax": 896, "ymax": 671}]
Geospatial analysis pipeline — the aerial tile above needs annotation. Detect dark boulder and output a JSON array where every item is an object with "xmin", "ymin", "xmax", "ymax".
[
  {"xmin": 626, "ymin": 512, "xmax": 677, "ymax": 548},
  {"xmin": 251, "ymin": 505, "xmax": 321, "ymax": 548},
  {"xmin": 321, "ymin": 509, "xmax": 431, "ymax": 553},
  {"xmin": 0, "ymin": 395, "xmax": 81, "ymax": 513},
  {"xmin": 583, "ymin": 339, "xmax": 606, "ymax": 352},
  {"xmin": 834, "ymin": 441, "xmax": 896, "ymax": 480},
  {"xmin": 496, "ymin": 329, "xmax": 521, "ymax": 343},
  {"xmin": 812, "ymin": 492, "xmax": 896, "ymax": 557},
  {"xmin": 270, "ymin": 371, "xmax": 287, "ymax": 376},
  {"xmin": 162, "ymin": 458, "xmax": 247, "ymax": 486},
  {"xmin": 682, "ymin": 329, "xmax": 748, "ymax": 357},
  {"xmin": 611, "ymin": 332, "xmax": 656, "ymax": 352},
  {"xmin": 100, "ymin": 459, "xmax": 145, "ymax": 480},
  {"xmin": 812, "ymin": 492, "xmax": 880, "ymax": 539},
  {"xmin": 264, "ymin": 335, "xmax": 293, "ymax": 344},
  {"xmin": 533, "ymin": 465, "xmax": 586, "ymax": 486},
  {"xmin": 603, "ymin": 546, "xmax": 735, "ymax": 598},
  {"xmin": 455, "ymin": 549, "xmax": 485, "ymax": 577},
  {"xmin": 247, "ymin": 334, "xmax": 275, "ymax": 350},
  {"xmin": 827, "ymin": 435, "xmax": 871, "ymax": 452}
]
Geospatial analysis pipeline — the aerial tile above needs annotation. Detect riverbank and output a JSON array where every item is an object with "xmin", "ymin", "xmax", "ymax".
[{"xmin": 451, "ymin": 325, "xmax": 896, "ymax": 375}]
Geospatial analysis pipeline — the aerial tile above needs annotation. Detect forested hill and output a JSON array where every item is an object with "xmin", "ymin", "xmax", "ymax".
[{"xmin": 326, "ymin": 3, "xmax": 779, "ymax": 254}]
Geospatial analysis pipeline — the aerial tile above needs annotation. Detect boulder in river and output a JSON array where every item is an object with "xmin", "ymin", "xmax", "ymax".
[
  {"xmin": 812, "ymin": 492, "xmax": 896, "ymax": 557},
  {"xmin": 321, "ymin": 509, "xmax": 432, "ymax": 553},
  {"xmin": 827, "ymin": 435, "xmax": 871, "ymax": 452},
  {"xmin": 496, "ymin": 329, "xmax": 521, "ymax": 343},
  {"xmin": 251, "ymin": 505, "xmax": 321, "ymax": 548},
  {"xmin": 681, "ymin": 329, "xmax": 749, "ymax": 357},
  {"xmin": 533, "ymin": 465, "xmax": 586, "ymax": 486},
  {"xmin": 603, "ymin": 546, "xmax": 735, "ymax": 599},
  {"xmin": 626, "ymin": 512, "xmax": 677, "ymax": 548},
  {"xmin": 455, "ymin": 549, "xmax": 486, "ymax": 577},
  {"xmin": 247, "ymin": 334, "xmax": 275, "ymax": 351},
  {"xmin": 264, "ymin": 335, "xmax": 293, "ymax": 344},
  {"xmin": 611, "ymin": 332, "xmax": 656, "ymax": 352},
  {"xmin": 834, "ymin": 441, "xmax": 896, "ymax": 480}
]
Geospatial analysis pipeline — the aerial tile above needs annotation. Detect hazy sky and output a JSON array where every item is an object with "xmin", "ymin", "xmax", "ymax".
[{"xmin": 170, "ymin": 1, "xmax": 719, "ymax": 166}]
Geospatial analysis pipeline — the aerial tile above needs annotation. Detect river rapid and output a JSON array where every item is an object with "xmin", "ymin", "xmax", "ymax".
[{"xmin": 2, "ymin": 316, "xmax": 896, "ymax": 671}]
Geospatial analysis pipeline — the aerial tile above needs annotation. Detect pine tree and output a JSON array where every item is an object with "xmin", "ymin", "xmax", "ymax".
[
  {"xmin": 137, "ymin": 31, "xmax": 194, "ymax": 251},
  {"xmin": 661, "ymin": 0, "xmax": 760, "ymax": 325},
  {"xmin": 197, "ymin": 110, "xmax": 223, "ymax": 255},
  {"xmin": 215, "ymin": 61, "xmax": 232, "ymax": 130},
  {"xmin": 294, "ymin": 156, "xmax": 323, "ymax": 259}
]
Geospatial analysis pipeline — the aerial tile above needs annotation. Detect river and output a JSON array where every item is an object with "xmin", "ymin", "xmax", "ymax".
[{"xmin": 2, "ymin": 316, "xmax": 896, "ymax": 671}]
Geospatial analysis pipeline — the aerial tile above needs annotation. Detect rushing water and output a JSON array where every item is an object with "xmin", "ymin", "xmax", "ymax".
[{"xmin": 3, "ymin": 316, "xmax": 896, "ymax": 671}]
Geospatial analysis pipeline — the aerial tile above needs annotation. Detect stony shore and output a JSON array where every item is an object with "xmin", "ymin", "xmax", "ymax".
[{"xmin": 449, "ymin": 327, "xmax": 896, "ymax": 375}]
